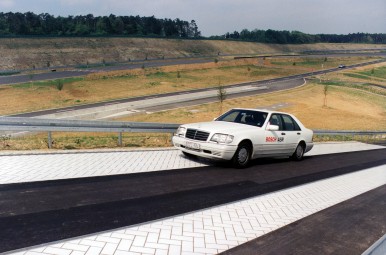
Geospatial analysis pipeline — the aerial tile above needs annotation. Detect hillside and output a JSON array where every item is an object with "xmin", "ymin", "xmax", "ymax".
[{"xmin": 1, "ymin": 37, "xmax": 386, "ymax": 70}]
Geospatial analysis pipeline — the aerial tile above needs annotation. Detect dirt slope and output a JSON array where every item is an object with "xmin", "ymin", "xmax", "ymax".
[{"xmin": 1, "ymin": 37, "xmax": 385, "ymax": 70}]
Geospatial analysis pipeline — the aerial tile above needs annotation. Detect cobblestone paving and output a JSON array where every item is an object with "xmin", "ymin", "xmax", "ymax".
[
  {"xmin": 2, "ymin": 142, "xmax": 385, "ymax": 255},
  {"xmin": 0, "ymin": 142, "xmax": 383, "ymax": 184},
  {"xmin": 0, "ymin": 148, "xmax": 208, "ymax": 184},
  {"xmin": 9, "ymin": 165, "xmax": 386, "ymax": 255}
]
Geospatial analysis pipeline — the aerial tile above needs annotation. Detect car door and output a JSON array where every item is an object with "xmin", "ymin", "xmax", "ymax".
[
  {"xmin": 263, "ymin": 114, "xmax": 287, "ymax": 156},
  {"xmin": 280, "ymin": 114, "xmax": 302, "ymax": 154}
]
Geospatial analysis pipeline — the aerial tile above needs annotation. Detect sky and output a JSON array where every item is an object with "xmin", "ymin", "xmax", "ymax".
[{"xmin": 0, "ymin": 0, "xmax": 385, "ymax": 36}]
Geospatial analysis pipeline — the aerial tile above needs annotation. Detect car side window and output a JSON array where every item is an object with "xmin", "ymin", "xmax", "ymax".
[
  {"xmin": 269, "ymin": 114, "xmax": 284, "ymax": 130},
  {"xmin": 281, "ymin": 114, "xmax": 301, "ymax": 131}
]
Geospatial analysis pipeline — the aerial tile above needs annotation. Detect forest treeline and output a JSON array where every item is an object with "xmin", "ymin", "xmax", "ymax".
[
  {"xmin": 0, "ymin": 12, "xmax": 201, "ymax": 38},
  {"xmin": 0, "ymin": 12, "xmax": 385, "ymax": 44},
  {"xmin": 212, "ymin": 29, "xmax": 386, "ymax": 44}
]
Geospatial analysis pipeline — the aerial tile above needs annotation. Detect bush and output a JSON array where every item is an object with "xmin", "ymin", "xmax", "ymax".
[{"xmin": 55, "ymin": 80, "xmax": 64, "ymax": 91}]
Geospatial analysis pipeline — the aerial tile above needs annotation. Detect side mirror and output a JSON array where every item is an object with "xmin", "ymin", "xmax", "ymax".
[{"xmin": 267, "ymin": 125, "xmax": 279, "ymax": 131}]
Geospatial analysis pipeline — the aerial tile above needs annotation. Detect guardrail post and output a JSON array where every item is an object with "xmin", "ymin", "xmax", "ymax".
[
  {"xmin": 48, "ymin": 131, "xmax": 52, "ymax": 149},
  {"xmin": 118, "ymin": 132, "xmax": 123, "ymax": 147}
]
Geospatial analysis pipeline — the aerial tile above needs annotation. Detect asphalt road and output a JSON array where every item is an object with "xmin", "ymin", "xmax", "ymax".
[
  {"xmin": 0, "ymin": 149, "xmax": 385, "ymax": 252},
  {"xmin": 10, "ymin": 77, "xmax": 303, "ymax": 117},
  {"xmin": 0, "ymin": 58, "xmax": 214, "ymax": 86},
  {"xmin": 222, "ymin": 184, "xmax": 386, "ymax": 255},
  {"xmin": 2, "ymin": 52, "xmax": 386, "ymax": 86}
]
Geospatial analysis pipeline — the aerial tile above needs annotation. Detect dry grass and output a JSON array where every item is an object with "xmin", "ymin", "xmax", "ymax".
[
  {"xmin": 2, "ymin": 82, "xmax": 385, "ymax": 150},
  {"xmin": 1, "ymin": 132, "xmax": 172, "ymax": 150},
  {"xmin": 0, "ymin": 58, "xmax": 307, "ymax": 115},
  {"xmin": 2, "ymin": 56, "xmax": 385, "ymax": 150},
  {"xmin": 1, "ymin": 56, "xmax": 376, "ymax": 116},
  {"xmin": 117, "ymin": 82, "xmax": 386, "ymax": 131}
]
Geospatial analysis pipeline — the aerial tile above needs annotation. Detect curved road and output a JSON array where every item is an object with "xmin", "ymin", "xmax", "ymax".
[{"xmin": 7, "ymin": 57, "xmax": 385, "ymax": 118}]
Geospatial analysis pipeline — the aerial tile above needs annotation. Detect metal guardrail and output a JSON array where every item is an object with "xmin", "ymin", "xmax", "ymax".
[
  {"xmin": 313, "ymin": 130, "xmax": 386, "ymax": 136},
  {"xmin": 0, "ymin": 117, "xmax": 385, "ymax": 149},
  {"xmin": 0, "ymin": 117, "xmax": 179, "ymax": 148}
]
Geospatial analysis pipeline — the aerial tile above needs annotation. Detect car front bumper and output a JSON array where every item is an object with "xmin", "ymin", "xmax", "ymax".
[{"xmin": 172, "ymin": 135, "xmax": 237, "ymax": 160}]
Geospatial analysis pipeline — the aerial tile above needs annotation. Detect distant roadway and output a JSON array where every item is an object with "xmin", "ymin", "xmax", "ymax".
[
  {"xmin": 8, "ymin": 57, "xmax": 385, "ymax": 118},
  {"xmin": 0, "ymin": 52, "xmax": 384, "ymax": 119},
  {"xmin": 1, "ymin": 52, "xmax": 386, "ymax": 86}
]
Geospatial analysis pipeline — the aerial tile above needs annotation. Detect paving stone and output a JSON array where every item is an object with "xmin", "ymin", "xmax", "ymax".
[{"xmin": 4, "ymin": 143, "xmax": 386, "ymax": 255}]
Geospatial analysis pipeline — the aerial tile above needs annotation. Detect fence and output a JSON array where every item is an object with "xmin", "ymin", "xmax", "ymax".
[
  {"xmin": 0, "ymin": 117, "xmax": 179, "ymax": 148},
  {"xmin": 0, "ymin": 117, "xmax": 385, "ymax": 149}
]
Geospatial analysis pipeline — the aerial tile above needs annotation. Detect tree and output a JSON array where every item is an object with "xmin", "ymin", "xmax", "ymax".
[
  {"xmin": 0, "ymin": 12, "xmax": 202, "ymax": 38},
  {"xmin": 217, "ymin": 84, "xmax": 227, "ymax": 114},
  {"xmin": 323, "ymin": 84, "xmax": 328, "ymax": 107}
]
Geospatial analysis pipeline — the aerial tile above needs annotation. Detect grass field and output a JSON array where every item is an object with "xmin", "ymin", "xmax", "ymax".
[
  {"xmin": 116, "ymin": 82, "xmax": 386, "ymax": 130},
  {"xmin": 0, "ymin": 56, "xmax": 378, "ymax": 116},
  {"xmin": 1, "ymin": 57, "xmax": 385, "ymax": 150}
]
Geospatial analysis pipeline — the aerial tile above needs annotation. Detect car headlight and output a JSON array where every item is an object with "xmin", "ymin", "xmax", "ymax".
[
  {"xmin": 210, "ymin": 133, "xmax": 234, "ymax": 144},
  {"xmin": 176, "ymin": 126, "xmax": 187, "ymax": 137}
]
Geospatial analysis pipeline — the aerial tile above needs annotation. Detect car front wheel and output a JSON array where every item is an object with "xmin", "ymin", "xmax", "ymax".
[{"xmin": 232, "ymin": 142, "xmax": 251, "ymax": 168}]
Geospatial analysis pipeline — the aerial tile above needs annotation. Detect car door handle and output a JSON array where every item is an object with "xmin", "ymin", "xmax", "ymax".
[
  {"xmin": 281, "ymin": 133, "xmax": 286, "ymax": 135},
  {"xmin": 297, "ymin": 132, "xmax": 301, "ymax": 135}
]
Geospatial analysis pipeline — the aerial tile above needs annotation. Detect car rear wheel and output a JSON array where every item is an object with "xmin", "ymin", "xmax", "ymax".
[
  {"xmin": 292, "ymin": 143, "xmax": 305, "ymax": 161},
  {"xmin": 232, "ymin": 142, "xmax": 252, "ymax": 168}
]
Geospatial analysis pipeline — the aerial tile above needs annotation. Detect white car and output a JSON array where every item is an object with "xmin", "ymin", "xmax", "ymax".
[{"xmin": 172, "ymin": 108, "xmax": 314, "ymax": 168}]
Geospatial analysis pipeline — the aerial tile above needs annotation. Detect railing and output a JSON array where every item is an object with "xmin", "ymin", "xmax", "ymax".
[
  {"xmin": 0, "ymin": 117, "xmax": 385, "ymax": 149},
  {"xmin": 0, "ymin": 117, "xmax": 179, "ymax": 148},
  {"xmin": 313, "ymin": 130, "xmax": 386, "ymax": 136}
]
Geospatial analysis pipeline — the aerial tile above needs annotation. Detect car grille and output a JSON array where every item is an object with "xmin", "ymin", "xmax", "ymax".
[{"xmin": 185, "ymin": 129, "xmax": 210, "ymax": 141}]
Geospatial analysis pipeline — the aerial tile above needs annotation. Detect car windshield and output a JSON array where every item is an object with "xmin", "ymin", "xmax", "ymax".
[{"xmin": 216, "ymin": 109, "xmax": 268, "ymax": 127}]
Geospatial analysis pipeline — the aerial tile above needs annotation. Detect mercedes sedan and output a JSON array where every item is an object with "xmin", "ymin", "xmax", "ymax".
[{"xmin": 172, "ymin": 108, "xmax": 314, "ymax": 168}]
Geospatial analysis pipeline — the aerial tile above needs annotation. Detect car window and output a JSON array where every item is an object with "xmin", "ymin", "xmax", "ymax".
[
  {"xmin": 269, "ymin": 114, "xmax": 284, "ymax": 130},
  {"xmin": 220, "ymin": 111, "xmax": 239, "ymax": 122},
  {"xmin": 216, "ymin": 109, "xmax": 268, "ymax": 127},
  {"xmin": 281, "ymin": 114, "xmax": 301, "ymax": 131}
]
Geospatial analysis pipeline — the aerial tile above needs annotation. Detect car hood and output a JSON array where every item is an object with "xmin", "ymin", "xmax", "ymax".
[{"xmin": 182, "ymin": 121, "xmax": 260, "ymax": 134}]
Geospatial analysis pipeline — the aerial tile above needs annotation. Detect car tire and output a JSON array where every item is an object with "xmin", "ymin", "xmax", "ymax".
[
  {"xmin": 232, "ymin": 142, "xmax": 252, "ymax": 168},
  {"xmin": 292, "ymin": 143, "xmax": 305, "ymax": 161}
]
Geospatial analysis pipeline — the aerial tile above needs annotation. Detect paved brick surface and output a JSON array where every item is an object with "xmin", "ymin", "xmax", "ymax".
[
  {"xmin": 0, "ymin": 142, "xmax": 383, "ymax": 184},
  {"xmin": 1, "ymin": 142, "xmax": 385, "ymax": 255},
  {"xmin": 8, "ymin": 164, "xmax": 386, "ymax": 255},
  {"xmin": 0, "ymin": 148, "xmax": 208, "ymax": 184}
]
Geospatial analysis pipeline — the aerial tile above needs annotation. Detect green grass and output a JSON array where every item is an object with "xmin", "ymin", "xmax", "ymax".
[
  {"xmin": 0, "ymin": 70, "xmax": 20, "ymax": 76},
  {"xmin": 11, "ymin": 77, "xmax": 84, "ymax": 89},
  {"xmin": 316, "ymin": 79, "xmax": 386, "ymax": 96},
  {"xmin": 145, "ymin": 71, "xmax": 170, "ymax": 78},
  {"xmin": 76, "ymin": 62, "xmax": 117, "ymax": 69},
  {"xmin": 343, "ymin": 73, "xmax": 372, "ymax": 80},
  {"xmin": 314, "ymin": 134, "xmax": 386, "ymax": 143},
  {"xmin": 2, "ymin": 133, "xmax": 172, "ymax": 150},
  {"xmin": 271, "ymin": 59, "xmax": 325, "ymax": 67},
  {"xmin": 359, "ymin": 66, "xmax": 386, "ymax": 79}
]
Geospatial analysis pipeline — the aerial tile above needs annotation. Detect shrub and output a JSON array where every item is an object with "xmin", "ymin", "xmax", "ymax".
[{"xmin": 56, "ymin": 80, "xmax": 64, "ymax": 91}]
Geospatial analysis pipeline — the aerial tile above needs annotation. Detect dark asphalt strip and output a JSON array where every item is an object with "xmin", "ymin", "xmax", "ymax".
[
  {"xmin": 221, "ymin": 184, "xmax": 386, "ymax": 255},
  {"xmin": 0, "ymin": 149, "xmax": 385, "ymax": 252}
]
